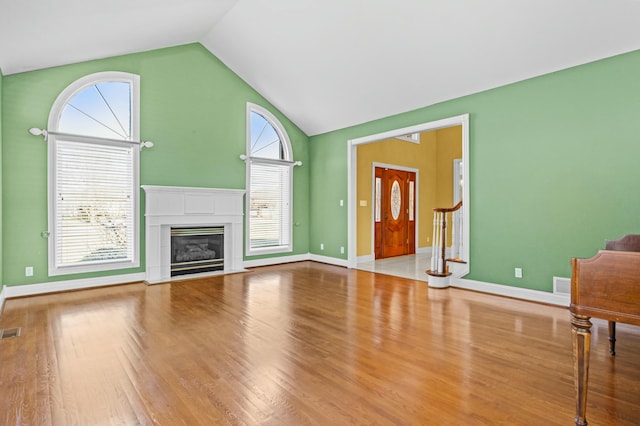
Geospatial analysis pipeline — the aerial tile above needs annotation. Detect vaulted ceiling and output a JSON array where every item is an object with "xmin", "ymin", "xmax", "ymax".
[{"xmin": 2, "ymin": 0, "xmax": 640, "ymax": 135}]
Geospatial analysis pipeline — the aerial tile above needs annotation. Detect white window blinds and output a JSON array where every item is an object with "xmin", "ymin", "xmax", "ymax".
[
  {"xmin": 246, "ymin": 103, "xmax": 294, "ymax": 255},
  {"xmin": 53, "ymin": 137, "xmax": 135, "ymax": 269},
  {"xmin": 46, "ymin": 72, "xmax": 141, "ymax": 276},
  {"xmin": 249, "ymin": 161, "xmax": 291, "ymax": 250}
]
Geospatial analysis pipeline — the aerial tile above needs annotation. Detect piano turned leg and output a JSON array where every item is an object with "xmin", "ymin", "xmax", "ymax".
[
  {"xmin": 608, "ymin": 321, "xmax": 616, "ymax": 355},
  {"xmin": 571, "ymin": 313, "xmax": 592, "ymax": 426}
]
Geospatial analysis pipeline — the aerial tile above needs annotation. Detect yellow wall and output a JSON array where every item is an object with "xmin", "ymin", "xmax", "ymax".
[
  {"xmin": 436, "ymin": 125, "xmax": 462, "ymax": 207},
  {"xmin": 356, "ymin": 126, "xmax": 462, "ymax": 256}
]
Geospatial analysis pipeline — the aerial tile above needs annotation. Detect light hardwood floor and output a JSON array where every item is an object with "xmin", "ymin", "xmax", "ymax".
[{"xmin": 1, "ymin": 261, "xmax": 639, "ymax": 425}]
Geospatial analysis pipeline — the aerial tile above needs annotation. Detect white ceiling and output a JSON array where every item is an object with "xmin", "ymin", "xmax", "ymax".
[{"xmin": 2, "ymin": 0, "xmax": 640, "ymax": 136}]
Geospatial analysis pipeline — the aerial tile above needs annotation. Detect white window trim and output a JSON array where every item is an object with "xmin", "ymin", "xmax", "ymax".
[
  {"xmin": 245, "ymin": 102, "xmax": 294, "ymax": 256},
  {"xmin": 47, "ymin": 71, "xmax": 141, "ymax": 276}
]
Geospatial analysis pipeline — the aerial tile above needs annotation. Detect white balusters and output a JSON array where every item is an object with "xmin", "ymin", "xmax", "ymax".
[
  {"xmin": 427, "ymin": 201, "xmax": 463, "ymax": 287},
  {"xmin": 451, "ymin": 207, "xmax": 463, "ymax": 260},
  {"xmin": 431, "ymin": 212, "xmax": 439, "ymax": 272},
  {"xmin": 430, "ymin": 211, "xmax": 447, "ymax": 274},
  {"xmin": 428, "ymin": 201, "xmax": 463, "ymax": 277}
]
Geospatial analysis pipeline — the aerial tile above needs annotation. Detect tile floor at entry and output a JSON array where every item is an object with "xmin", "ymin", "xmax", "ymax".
[{"xmin": 356, "ymin": 253, "xmax": 431, "ymax": 282}]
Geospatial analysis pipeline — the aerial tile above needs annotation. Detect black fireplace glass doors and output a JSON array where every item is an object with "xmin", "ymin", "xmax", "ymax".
[{"xmin": 170, "ymin": 227, "xmax": 224, "ymax": 276}]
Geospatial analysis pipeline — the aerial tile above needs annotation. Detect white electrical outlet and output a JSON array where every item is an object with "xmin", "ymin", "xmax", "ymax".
[
  {"xmin": 340, "ymin": 246, "xmax": 344, "ymax": 254},
  {"xmin": 339, "ymin": 199, "xmax": 344, "ymax": 206},
  {"xmin": 320, "ymin": 243, "xmax": 324, "ymax": 250},
  {"xmin": 515, "ymin": 267, "xmax": 523, "ymax": 278},
  {"xmin": 25, "ymin": 266, "xmax": 34, "ymax": 277}
]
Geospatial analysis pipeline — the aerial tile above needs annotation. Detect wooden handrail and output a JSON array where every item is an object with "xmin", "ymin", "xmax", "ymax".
[{"xmin": 433, "ymin": 201, "xmax": 462, "ymax": 213}]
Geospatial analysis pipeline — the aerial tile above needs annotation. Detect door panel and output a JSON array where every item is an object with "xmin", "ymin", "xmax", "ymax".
[
  {"xmin": 375, "ymin": 167, "xmax": 416, "ymax": 259},
  {"xmin": 382, "ymin": 168, "xmax": 407, "ymax": 257}
]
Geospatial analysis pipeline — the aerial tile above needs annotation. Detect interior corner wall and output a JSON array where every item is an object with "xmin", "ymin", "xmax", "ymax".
[
  {"xmin": 434, "ymin": 126, "xmax": 463, "ymax": 247},
  {"xmin": 434, "ymin": 126, "xmax": 462, "ymax": 209},
  {"xmin": 1, "ymin": 43, "xmax": 310, "ymax": 288},
  {"xmin": 309, "ymin": 49, "xmax": 640, "ymax": 292}
]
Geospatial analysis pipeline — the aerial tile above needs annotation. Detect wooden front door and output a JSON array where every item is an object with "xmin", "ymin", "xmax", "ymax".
[{"xmin": 374, "ymin": 167, "xmax": 416, "ymax": 259}]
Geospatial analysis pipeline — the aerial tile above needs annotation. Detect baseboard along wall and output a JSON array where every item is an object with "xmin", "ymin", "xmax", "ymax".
[
  {"xmin": 0, "ymin": 285, "xmax": 6, "ymax": 316},
  {"xmin": 0, "ymin": 254, "xmax": 570, "ymax": 318}
]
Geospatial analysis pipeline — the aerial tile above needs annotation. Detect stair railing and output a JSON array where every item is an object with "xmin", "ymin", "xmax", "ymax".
[{"xmin": 427, "ymin": 201, "xmax": 463, "ymax": 277}]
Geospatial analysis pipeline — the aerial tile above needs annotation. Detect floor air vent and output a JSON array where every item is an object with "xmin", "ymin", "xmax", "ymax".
[{"xmin": 0, "ymin": 328, "xmax": 21, "ymax": 339}]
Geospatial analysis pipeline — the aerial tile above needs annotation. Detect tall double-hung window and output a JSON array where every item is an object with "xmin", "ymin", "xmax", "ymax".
[
  {"xmin": 47, "ymin": 72, "xmax": 140, "ymax": 276},
  {"xmin": 246, "ymin": 103, "xmax": 294, "ymax": 255}
]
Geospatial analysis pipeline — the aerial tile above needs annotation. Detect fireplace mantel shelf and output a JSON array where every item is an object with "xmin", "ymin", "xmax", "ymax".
[
  {"xmin": 142, "ymin": 185, "xmax": 244, "ymax": 194},
  {"xmin": 142, "ymin": 185, "xmax": 246, "ymax": 284}
]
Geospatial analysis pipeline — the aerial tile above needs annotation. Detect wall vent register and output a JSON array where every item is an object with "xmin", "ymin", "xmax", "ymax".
[{"xmin": 0, "ymin": 328, "xmax": 22, "ymax": 340}]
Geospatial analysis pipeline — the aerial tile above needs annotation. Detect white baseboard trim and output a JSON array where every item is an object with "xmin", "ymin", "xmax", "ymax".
[
  {"xmin": 0, "ymin": 253, "xmax": 335, "ymax": 304},
  {"xmin": 0, "ymin": 263, "xmax": 569, "ymax": 319},
  {"xmin": 244, "ymin": 253, "xmax": 348, "ymax": 268},
  {"xmin": 357, "ymin": 254, "xmax": 374, "ymax": 263},
  {"xmin": 0, "ymin": 285, "xmax": 6, "ymax": 316},
  {"xmin": 416, "ymin": 246, "xmax": 432, "ymax": 255},
  {"xmin": 244, "ymin": 253, "xmax": 349, "ymax": 269},
  {"xmin": 308, "ymin": 253, "xmax": 349, "ymax": 267},
  {"xmin": 454, "ymin": 278, "xmax": 570, "ymax": 307},
  {"xmin": 243, "ymin": 253, "xmax": 310, "ymax": 269},
  {"xmin": 2, "ymin": 272, "xmax": 147, "ymax": 300}
]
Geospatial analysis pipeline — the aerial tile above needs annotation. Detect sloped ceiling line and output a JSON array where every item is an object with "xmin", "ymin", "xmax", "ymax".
[{"xmin": 2, "ymin": 0, "xmax": 640, "ymax": 135}]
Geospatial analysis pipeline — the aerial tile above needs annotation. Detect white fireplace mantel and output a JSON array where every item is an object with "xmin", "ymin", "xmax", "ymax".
[{"xmin": 142, "ymin": 185, "xmax": 246, "ymax": 284}]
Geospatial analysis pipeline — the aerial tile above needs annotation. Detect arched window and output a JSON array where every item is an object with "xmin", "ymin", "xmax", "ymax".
[
  {"xmin": 47, "ymin": 71, "xmax": 140, "ymax": 275},
  {"xmin": 246, "ymin": 103, "xmax": 294, "ymax": 255}
]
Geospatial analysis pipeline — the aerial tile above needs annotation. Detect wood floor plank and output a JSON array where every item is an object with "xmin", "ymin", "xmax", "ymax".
[{"xmin": 1, "ymin": 261, "xmax": 639, "ymax": 425}]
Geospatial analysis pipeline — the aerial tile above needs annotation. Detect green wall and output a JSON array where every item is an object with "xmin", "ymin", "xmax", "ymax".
[
  {"xmin": 3, "ymin": 43, "xmax": 639, "ymax": 294},
  {"xmin": 1, "ymin": 43, "xmax": 310, "ymax": 287},
  {"xmin": 310, "ymin": 49, "xmax": 640, "ymax": 292}
]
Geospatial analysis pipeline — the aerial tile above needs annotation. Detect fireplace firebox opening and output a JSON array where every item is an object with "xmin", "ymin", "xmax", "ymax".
[{"xmin": 170, "ymin": 227, "xmax": 224, "ymax": 276}]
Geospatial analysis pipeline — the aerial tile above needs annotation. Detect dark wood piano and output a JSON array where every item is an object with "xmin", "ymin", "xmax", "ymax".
[{"xmin": 570, "ymin": 234, "xmax": 640, "ymax": 425}]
